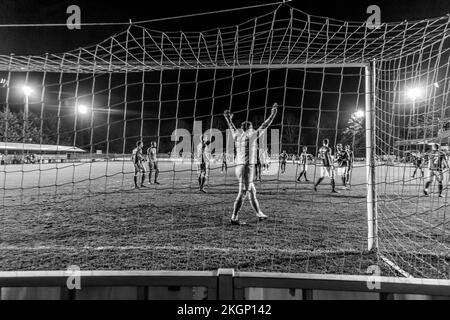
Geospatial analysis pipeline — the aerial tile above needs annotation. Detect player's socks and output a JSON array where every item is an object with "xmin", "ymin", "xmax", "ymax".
[
  {"xmin": 315, "ymin": 177, "xmax": 324, "ymax": 187},
  {"xmin": 341, "ymin": 176, "xmax": 346, "ymax": 186},
  {"xmin": 199, "ymin": 176, "xmax": 206, "ymax": 191},
  {"xmin": 314, "ymin": 177, "xmax": 323, "ymax": 191},
  {"xmin": 424, "ymin": 181, "xmax": 430, "ymax": 196},
  {"xmin": 331, "ymin": 179, "xmax": 338, "ymax": 193},
  {"xmin": 134, "ymin": 176, "xmax": 138, "ymax": 188},
  {"xmin": 439, "ymin": 183, "xmax": 443, "ymax": 196}
]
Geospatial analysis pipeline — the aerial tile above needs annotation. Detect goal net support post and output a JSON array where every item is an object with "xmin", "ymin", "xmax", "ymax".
[{"xmin": 366, "ymin": 60, "xmax": 378, "ymax": 252}]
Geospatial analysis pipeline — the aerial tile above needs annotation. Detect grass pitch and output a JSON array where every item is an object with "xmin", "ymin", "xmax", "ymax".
[{"xmin": 0, "ymin": 159, "xmax": 406, "ymax": 276}]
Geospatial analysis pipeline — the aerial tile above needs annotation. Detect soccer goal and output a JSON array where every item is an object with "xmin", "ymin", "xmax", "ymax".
[{"xmin": 0, "ymin": 4, "xmax": 449, "ymax": 279}]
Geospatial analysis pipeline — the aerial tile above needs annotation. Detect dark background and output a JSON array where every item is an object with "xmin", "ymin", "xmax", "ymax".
[
  {"xmin": 1, "ymin": 0, "xmax": 449, "ymax": 55},
  {"xmin": 0, "ymin": 0, "xmax": 448, "ymax": 155}
]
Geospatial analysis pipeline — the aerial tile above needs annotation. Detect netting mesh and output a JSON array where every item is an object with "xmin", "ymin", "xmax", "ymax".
[
  {"xmin": 0, "ymin": 4, "xmax": 449, "ymax": 278},
  {"xmin": 375, "ymin": 32, "xmax": 450, "ymax": 278}
]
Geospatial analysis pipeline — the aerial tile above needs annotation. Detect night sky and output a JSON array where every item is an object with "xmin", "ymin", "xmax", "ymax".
[
  {"xmin": 0, "ymin": 0, "xmax": 449, "ymax": 155},
  {"xmin": 1, "ymin": 0, "xmax": 450, "ymax": 55}
]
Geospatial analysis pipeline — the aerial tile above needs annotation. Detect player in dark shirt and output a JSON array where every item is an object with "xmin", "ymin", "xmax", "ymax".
[
  {"xmin": 335, "ymin": 144, "xmax": 350, "ymax": 187},
  {"xmin": 424, "ymin": 143, "xmax": 448, "ymax": 197},
  {"xmin": 197, "ymin": 135, "xmax": 211, "ymax": 193},
  {"xmin": 147, "ymin": 141, "xmax": 160, "ymax": 184},
  {"xmin": 131, "ymin": 140, "xmax": 146, "ymax": 189},
  {"xmin": 411, "ymin": 152, "xmax": 424, "ymax": 178},
  {"xmin": 280, "ymin": 150, "xmax": 288, "ymax": 174},
  {"xmin": 314, "ymin": 139, "xmax": 337, "ymax": 193},
  {"xmin": 297, "ymin": 146, "xmax": 311, "ymax": 182},
  {"xmin": 344, "ymin": 145, "xmax": 354, "ymax": 187}
]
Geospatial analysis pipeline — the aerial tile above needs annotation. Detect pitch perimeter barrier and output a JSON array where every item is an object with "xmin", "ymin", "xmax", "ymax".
[{"xmin": 0, "ymin": 269, "xmax": 449, "ymax": 300}]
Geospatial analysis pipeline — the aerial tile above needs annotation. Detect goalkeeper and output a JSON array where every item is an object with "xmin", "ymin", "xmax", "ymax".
[{"xmin": 223, "ymin": 103, "xmax": 278, "ymax": 226}]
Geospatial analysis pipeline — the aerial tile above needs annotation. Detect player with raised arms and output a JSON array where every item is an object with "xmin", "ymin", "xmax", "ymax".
[
  {"xmin": 196, "ymin": 135, "xmax": 211, "ymax": 193},
  {"xmin": 147, "ymin": 141, "xmax": 160, "ymax": 185},
  {"xmin": 314, "ymin": 138, "xmax": 338, "ymax": 193},
  {"xmin": 223, "ymin": 103, "xmax": 278, "ymax": 225},
  {"xmin": 424, "ymin": 143, "xmax": 448, "ymax": 197},
  {"xmin": 132, "ymin": 140, "xmax": 147, "ymax": 189}
]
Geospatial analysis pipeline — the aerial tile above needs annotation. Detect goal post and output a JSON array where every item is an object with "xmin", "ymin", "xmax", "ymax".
[{"xmin": 366, "ymin": 60, "xmax": 378, "ymax": 252}]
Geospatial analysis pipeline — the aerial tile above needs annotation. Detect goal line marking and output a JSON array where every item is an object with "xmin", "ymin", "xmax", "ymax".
[
  {"xmin": 0, "ymin": 245, "xmax": 362, "ymax": 256},
  {"xmin": 379, "ymin": 253, "xmax": 412, "ymax": 278}
]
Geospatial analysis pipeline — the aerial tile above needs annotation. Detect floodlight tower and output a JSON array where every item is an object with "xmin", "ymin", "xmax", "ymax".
[{"xmin": 21, "ymin": 85, "xmax": 33, "ymax": 142}]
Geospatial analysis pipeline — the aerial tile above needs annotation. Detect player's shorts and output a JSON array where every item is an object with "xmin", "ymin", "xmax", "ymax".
[
  {"xmin": 320, "ymin": 166, "xmax": 335, "ymax": 178},
  {"xmin": 148, "ymin": 160, "xmax": 158, "ymax": 171},
  {"xmin": 235, "ymin": 164, "xmax": 255, "ymax": 191},
  {"xmin": 336, "ymin": 166, "xmax": 347, "ymax": 176},
  {"xmin": 134, "ymin": 162, "xmax": 146, "ymax": 175},
  {"xmin": 427, "ymin": 169, "xmax": 443, "ymax": 182},
  {"xmin": 197, "ymin": 162, "xmax": 210, "ymax": 177}
]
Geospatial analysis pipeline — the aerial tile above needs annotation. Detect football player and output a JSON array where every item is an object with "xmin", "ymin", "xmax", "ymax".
[{"xmin": 223, "ymin": 103, "xmax": 278, "ymax": 225}]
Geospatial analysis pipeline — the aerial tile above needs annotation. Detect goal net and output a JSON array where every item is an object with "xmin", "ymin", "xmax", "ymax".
[
  {"xmin": 0, "ymin": 4, "xmax": 449, "ymax": 278},
  {"xmin": 375, "ymin": 23, "xmax": 450, "ymax": 278}
]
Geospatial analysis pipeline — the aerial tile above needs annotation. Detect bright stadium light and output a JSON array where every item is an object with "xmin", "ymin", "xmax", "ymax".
[
  {"xmin": 354, "ymin": 110, "xmax": 364, "ymax": 119},
  {"xmin": 434, "ymin": 82, "xmax": 440, "ymax": 88},
  {"xmin": 406, "ymin": 86, "xmax": 423, "ymax": 101},
  {"xmin": 77, "ymin": 104, "xmax": 89, "ymax": 115},
  {"xmin": 21, "ymin": 85, "xmax": 33, "ymax": 96}
]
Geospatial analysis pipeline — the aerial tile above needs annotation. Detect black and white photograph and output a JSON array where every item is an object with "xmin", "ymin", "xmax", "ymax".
[{"xmin": 0, "ymin": 0, "xmax": 449, "ymax": 308}]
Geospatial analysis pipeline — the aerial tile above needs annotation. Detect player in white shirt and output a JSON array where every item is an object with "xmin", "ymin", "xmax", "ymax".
[
  {"xmin": 131, "ymin": 140, "xmax": 147, "ymax": 189},
  {"xmin": 147, "ymin": 141, "xmax": 160, "ymax": 184},
  {"xmin": 223, "ymin": 103, "xmax": 278, "ymax": 225},
  {"xmin": 196, "ymin": 135, "xmax": 211, "ymax": 193}
]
